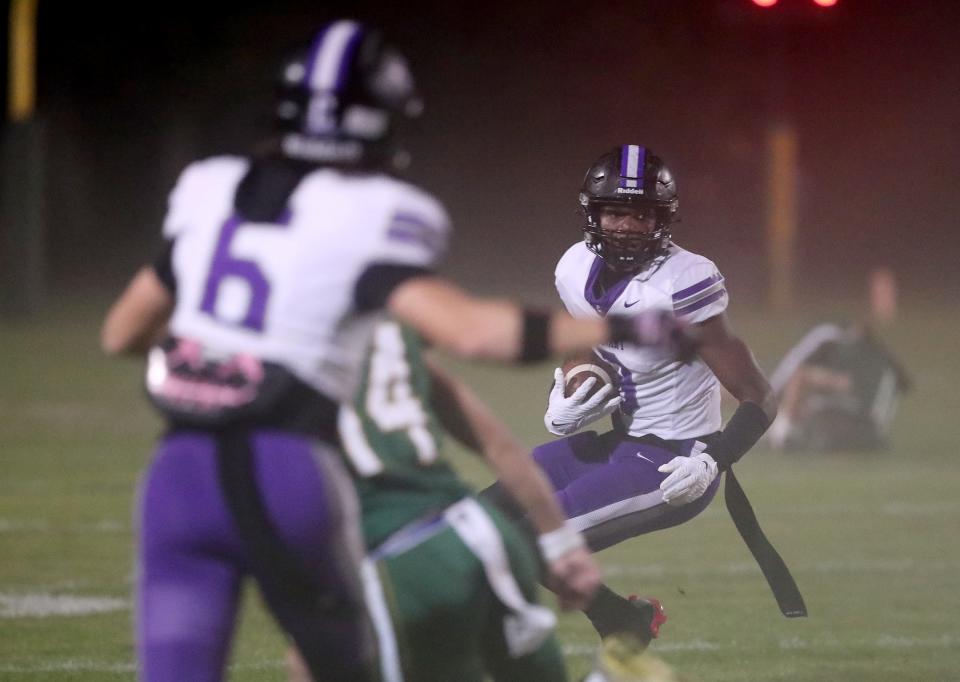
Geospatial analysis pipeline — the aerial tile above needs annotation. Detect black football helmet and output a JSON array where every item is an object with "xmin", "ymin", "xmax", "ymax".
[
  {"xmin": 275, "ymin": 20, "xmax": 422, "ymax": 167},
  {"xmin": 580, "ymin": 145, "xmax": 679, "ymax": 271}
]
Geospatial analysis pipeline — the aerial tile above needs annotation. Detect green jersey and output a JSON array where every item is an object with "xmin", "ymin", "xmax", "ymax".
[
  {"xmin": 339, "ymin": 321, "xmax": 473, "ymax": 548},
  {"xmin": 341, "ymin": 322, "xmax": 567, "ymax": 681}
]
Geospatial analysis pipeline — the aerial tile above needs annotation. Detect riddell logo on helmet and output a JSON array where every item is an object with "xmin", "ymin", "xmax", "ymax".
[{"xmin": 615, "ymin": 187, "xmax": 645, "ymax": 195}]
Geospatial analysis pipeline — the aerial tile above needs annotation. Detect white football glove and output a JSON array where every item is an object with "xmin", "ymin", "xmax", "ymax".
[
  {"xmin": 657, "ymin": 447, "xmax": 718, "ymax": 506},
  {"xmin": 544, "ymin": 368, "xmax": 622, "ymax": 436}
]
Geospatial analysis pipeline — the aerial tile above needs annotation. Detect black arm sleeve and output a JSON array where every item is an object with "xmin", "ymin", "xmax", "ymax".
[
  {"xmin": 711, "ymin": 401, "xmax": 771, "ymax": 471},
  {"xmin": 152, "ymin": 240, "xmax": 177, "ymax": 295},
  {"xmin": 354, "ymin": 263, "xmax": 433, "ymax": 312}
]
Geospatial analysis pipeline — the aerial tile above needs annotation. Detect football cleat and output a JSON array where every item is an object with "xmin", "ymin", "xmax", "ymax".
[
  {"xmin": 593, "ymin": 595, "xmax": 667, "ymax": 650},
  {"xmin": 630, "ymin": 595, "xmax": 667, "ymax": 640}
]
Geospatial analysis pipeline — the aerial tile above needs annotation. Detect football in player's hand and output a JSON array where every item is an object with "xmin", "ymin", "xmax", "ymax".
[{"xmin": 562, "ymin": 353, "xmax": 619, "ymax": 399}]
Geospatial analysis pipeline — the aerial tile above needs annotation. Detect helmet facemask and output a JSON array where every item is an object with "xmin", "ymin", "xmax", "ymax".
[
  {"xmin": 578, "ymin": 145, "xmax": 679, "ymax": 273},
  {"xmin": 581, "ymin": 198, "xmax": 674, "ymax": 273}
]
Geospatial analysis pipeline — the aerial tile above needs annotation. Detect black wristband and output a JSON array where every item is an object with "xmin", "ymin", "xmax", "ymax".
[
  {"xmin": 519, "ymin": 310, "xmax": 551, "ymax": 363},
  {"xmin": 711, "ymin": 401, "xmax": 770, "ymax": 471}
]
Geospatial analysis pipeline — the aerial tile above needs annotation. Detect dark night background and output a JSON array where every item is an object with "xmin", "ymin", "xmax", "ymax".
[{"xmin": 7, "ymin": 0, "xmax": 960, "ymax": 308}]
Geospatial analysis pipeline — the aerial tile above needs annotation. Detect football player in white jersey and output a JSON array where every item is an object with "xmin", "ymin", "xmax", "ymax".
[
  {"xmin": 101, "ymin": 22, "xmax": 693, "ymax": 682},
  {"xmin": 483, "ymin": 144, "xmax": 778, "ymax": 647}
]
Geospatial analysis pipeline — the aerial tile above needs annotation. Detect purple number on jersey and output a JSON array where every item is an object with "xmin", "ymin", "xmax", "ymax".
[{"xmin": 200, "ymin": 212, "xmax": 290, "ymax": 332}]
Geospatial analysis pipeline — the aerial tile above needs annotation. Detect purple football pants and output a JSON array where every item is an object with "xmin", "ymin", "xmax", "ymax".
[
  {"xmin": 137, "ymin": 429, "xmax": 372, "ymax": 682},
  {"xmin": 532, "ymin": 430, "xmax": 719, "ymax": 551}
]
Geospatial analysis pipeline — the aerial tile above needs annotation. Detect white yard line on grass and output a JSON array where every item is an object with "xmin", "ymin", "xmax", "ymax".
[
  {"xmin": 0, "ymin": 660, "xmax": 286, "ymax": 674},
  {"xmin": 740, "ymin": 502, "xmax": 958, "ymax": 519},
  {"xmin": 0, "ymin": 518, "xmax": 127, "ymax": 533},
  {"xmin": 780, "ymin": 634, "xmax": 960, "ymax": 650},
  {"xmin": 0, "ymin": 660, "xmax": 135, "ymax": 674},
  {"xmin": 603, "ymin": 556, "xmax": 954, "ymax": 578},
  {"xmin": 563, "ymin": 639, "xmax": 720, "ymax": 657},
  {"xmin": 565, "ymin": 632, "xmax": 960, "ymax": 659},
  {"xmin": 0, "ymin": 593, "xmax": 129, "ymax": 618},
  {"xmin": 882, "ymin": 501, "xmax": 959, "ymax": 516},
  {"xmin": 0, "ymin": 519, "xmax": 48, "ymax": 532}
]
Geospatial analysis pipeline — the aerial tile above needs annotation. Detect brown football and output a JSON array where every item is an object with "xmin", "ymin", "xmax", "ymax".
[{"xmin": 561, "ymin": 352, "xmax": 619, "ymax": 399}]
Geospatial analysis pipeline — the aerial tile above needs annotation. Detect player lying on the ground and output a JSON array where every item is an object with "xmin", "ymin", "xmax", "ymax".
[
  {"xmin": 483, "ymin": 144, "xmax": 779, "ymax": 645},
  {"xmin": 289, "ymin": 319, "xmax": 601, "ymax": 681},
  {"xmin": 766, "ymin": 321, "xmax": 911, "ymax": 452}
]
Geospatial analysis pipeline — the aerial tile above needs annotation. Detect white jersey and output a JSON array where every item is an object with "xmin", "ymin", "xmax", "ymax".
[
  {"xmin": 163, "ymin": 155, "xmax": 448, "ymax": 403},
  {"xmin": 555, "ymin": 242, "xmax": 728, "ymax": 439}
]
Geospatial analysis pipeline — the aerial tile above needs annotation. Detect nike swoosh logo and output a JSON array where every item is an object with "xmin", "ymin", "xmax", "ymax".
[
  {"xmin": 624, "ymin": 299, "xmax": 642, "ymax": 308},
  {"xmin": 636, "ymin": 452, "xmax": 656, "ymax": 464}
]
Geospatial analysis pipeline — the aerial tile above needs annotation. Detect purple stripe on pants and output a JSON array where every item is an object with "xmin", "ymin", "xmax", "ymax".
[{"xmin": 531, "ymin": 430, "xmax": 718, "ymax": 551}]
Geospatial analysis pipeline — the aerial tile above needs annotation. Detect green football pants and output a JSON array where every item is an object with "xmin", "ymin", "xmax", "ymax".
[{"xmin": 363, "ymin": 497, "xmax": 567, "ymax": 682}]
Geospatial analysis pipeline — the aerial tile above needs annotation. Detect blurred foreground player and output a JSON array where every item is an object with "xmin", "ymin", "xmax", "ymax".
[
  {"xmin": 291, "ymin": 320, "xmax": 600, "ymax": 681},
  {"xmin": 484, "ymin": 145, "xmax": 781, "ymax": 644},
  {"xmin": 101, "ymin": 24, "xmax": 694, "ymax": 681}
]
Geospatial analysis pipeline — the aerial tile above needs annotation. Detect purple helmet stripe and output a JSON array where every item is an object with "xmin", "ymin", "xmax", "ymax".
[
  {"xmin": 333, "ymin": 29, "xmax": 365, "ymax": 92},
  {"xmin": 305, "ymin": 20, "xmax": 363, "ymax": 92},
  {"xmin": 619, "ymin": 145, "xmax": 645, "ymax": 189},
  {"xmin": 303, "ymin": 24, "xmax": 332, "ymax": 86}
]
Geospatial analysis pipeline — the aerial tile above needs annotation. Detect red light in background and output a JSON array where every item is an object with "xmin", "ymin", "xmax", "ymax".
[
  {"xmin": 812, "ymin": 0, "xmax": 838, "ymax": 6},
  {"xmin": 751, "ymin": 0, "xmax": 778, "ymax": 6}
]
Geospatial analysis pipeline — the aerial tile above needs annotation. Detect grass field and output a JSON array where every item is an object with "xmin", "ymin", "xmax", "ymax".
[{"xmin": 2, "ymin": 294, "xmax": 958, "ymax": 681}]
